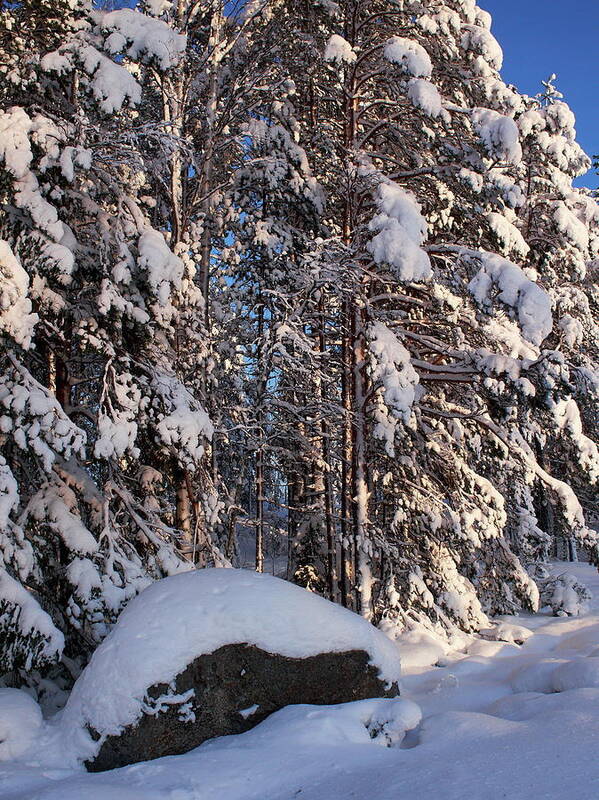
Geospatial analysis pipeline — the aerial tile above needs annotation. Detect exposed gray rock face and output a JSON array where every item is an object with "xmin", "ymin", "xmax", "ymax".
[{"xmin": 88, "ymin": 643, "xmax": 398, "ymax": 772}]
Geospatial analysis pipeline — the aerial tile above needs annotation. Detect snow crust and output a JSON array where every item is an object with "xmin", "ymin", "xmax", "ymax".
[{"xmin": 60, "ymin": 568, "xmax": 401, "ymax": 756}]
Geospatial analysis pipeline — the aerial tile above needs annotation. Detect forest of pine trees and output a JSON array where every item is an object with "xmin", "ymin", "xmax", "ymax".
[{"xmin": 0, "ymin": 0, "xmax": 597, "ymax": 699}]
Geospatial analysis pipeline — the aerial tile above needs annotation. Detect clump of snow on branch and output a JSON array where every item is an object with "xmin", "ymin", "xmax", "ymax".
[
  {"xmin": 367, "ymin": 322, "xmax": 419, "ymax": 456},
  {"xmin": 0, "ymin": 108, "xmax": 70, "ymax": 248},
  {"xmin": 367, "ymin": 178, "xmax": 432, "ymax": 281},
  {"xmin": 384, "ymin": 37, "xmax": 432, "ymax": 78},
  {"xmin": 97, "ymin": 8, "xmax": 187, "ymax": 70},
  {"xmin": 27, "ymin": 483, "xmax": 99, "ymax": 557},
  {"xmin": 324, "ymin": 34, "xmax": 356, "ymax": 64},
  {"xmin": 407, "ymin": 79, "xmax": 446, "ymax": 119},
  {"xmin": 0, "ymin": 570, "xmax": 65, "ymax": 672},
  {"xmin": 551, "ymin": 398, "xmax": 599, "ymax": 482},
  {"xmin": 559, "ymin": 315, "xmax": 584, "ymax": 348},
  {"xmin": 553, "ymin": 202, "xmax": 589, "ymax": 252},
  {"xmin": 0, "ymin": 241, "xmax": 38, "ymax": 349},
  {"xmin": 0, "ymin": 456, "xmax": 18, "ymax": 531},
  {"xmin": 461, "ymin": 25, "xmax": 503, "ymax": 70},
  {"xmin": 43, "ymin": 6, "xmax": 186, "ymax": 112},
  {"xmin": 0, "ymin": 358, "xmax": 86, "ymax": 472},
  {"xmin": 468, "ymin": 253, "xmax": 552, "ymax": 346},
  {"xmin": 138, "ymin": 229, "xmax": 184, "ymax": 311},
  {"xmin": 78, "ymin": 44, "xmax": 142, "ymax": 114},
  {"xmin": 94, "ymin": 369, "xmax": 143, "ymax": 460},
  {"xmin": 472, "ymin": 108, "xmax": 522, "ymax": 165},
  {"xmin": 151, "ymin": 373, "xmax": 214, "ymax": 468},
  {"xmin": 144, "ymin": 0, "xmax": 174, "ymax": 16},
  {"xmin": 486, "ymin": 212, "xmax": 529, "ymax": 259}
]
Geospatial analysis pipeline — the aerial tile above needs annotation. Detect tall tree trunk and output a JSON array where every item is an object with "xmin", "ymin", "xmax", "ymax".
[
  {"xmin": 255, "ymin": 297, "xmax": 266, "ymax": 573},
  {"xmin": 318, "ymin": 298, "xmax": 337, "ymax": 601},
  {"xmin": 352, "ymin": 300, "xmax": 372, "ymax": 618}
]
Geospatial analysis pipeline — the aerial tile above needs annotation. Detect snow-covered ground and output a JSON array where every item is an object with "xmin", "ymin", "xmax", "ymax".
[{"xmin": 2, "ymin": 562, "xmax": 599, "ymax": 800}]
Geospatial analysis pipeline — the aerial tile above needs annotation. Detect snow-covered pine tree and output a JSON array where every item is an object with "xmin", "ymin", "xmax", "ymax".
[
  {"xmin": 511, "ymin": 75, "xmax": 599, "ymax": 560},
  {"xmin": 0, "ymin": 1, "xmax": 217, "ymax": 690},
  {"xmin": 265, "ymin": 0, "xmax": 598, "ymax": 634}
]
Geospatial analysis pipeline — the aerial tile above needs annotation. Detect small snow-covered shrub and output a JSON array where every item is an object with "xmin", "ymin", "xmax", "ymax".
[
  {"xmin": 479, "ymin": 620, "xmax": 533, "ymax": 645},
  {"xmin": 0, "ymin": 689, "xmax": 42, "ymax": 761},
  {"xmin": 366, "ymin": 698, "xmax": 422, "ymax": 747},
  {"xmin": 539, "ymin": 572, "xmax": 592, "ymax": 616}
]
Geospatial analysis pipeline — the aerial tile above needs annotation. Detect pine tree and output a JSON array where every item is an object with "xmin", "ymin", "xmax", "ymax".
[
  {"xmin": 261, "ymin": 0, "xmax": 599, "ymax": 633},
  {"xmin": 0, "ymin": 1, "xmax": 216, "ymax": 688}
]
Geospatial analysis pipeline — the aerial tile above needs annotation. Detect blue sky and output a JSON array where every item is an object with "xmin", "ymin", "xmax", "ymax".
[{"xmin": 481, "ymin": 0, "xmax": 598, "ymax": 188}]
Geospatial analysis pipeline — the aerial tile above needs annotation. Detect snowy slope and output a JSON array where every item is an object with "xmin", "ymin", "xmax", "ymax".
[{"xmin": 2, "ymin": 563, "xmax": 599, "ymax": 800}]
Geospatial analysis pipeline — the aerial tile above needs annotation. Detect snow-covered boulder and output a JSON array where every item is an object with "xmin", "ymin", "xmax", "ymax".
[{"xmin": 61, "ymin": 569, "xmax": 401, "ymax": 771}]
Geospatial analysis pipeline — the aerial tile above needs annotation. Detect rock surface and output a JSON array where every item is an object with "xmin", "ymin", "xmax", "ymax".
[{"xmin": 88, "ymin": 643, "xmax": 398, "ymax": 771}]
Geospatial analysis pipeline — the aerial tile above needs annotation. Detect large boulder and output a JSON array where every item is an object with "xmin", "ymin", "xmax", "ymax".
[{"xmin": 60, "ymin": 569, "xmax": 401, "ymax": 771}]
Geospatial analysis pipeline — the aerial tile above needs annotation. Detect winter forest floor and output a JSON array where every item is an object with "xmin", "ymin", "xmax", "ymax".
[{"xmin": 2, "ymin": 562, "xmax": 599, "ymax": 800}]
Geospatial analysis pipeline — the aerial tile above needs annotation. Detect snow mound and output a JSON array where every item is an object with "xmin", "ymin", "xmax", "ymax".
[
  {"xmin": 540, "ymin": 571, "xmax": 592, "ymax": 616},
  {"xmin": 0, "ymin": 689, "xmax": 43, "ymax": 761},
  {"xmin": 554, "ymin": 623, "xmax": 599, "ymax": 655},
  {"xmin": 510, "ymin": 656, "xmax": 599, "ymax": 695},
  {"xmin": 510, "ymin": 658, "xmax": 568, "ymax": 694},
  {"xmin": 552, "ymin": 658, "xmax": 599, "ymax": 692},
  {"xmin": 479, "ymin": 620, "xmax": 533, "ymax": 646},
  {"xmin": 202, "ymin": 697, "xmax": 421, "ymax": 751},
  {"xmin": 61, "ymin": 569, "xmax": 401, "ymax": 750}
]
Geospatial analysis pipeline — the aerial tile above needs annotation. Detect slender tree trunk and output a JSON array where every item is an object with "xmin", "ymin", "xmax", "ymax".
[
  {"xmin": 340, "ymin": 307, "xmax": 354, "ymax": 608},
  {"xmin": 255, "ymin": 297, "xmax": 265, "ymax": 573},
  {"xmin": 317, "ymin": 299, "xmax": 337, "ymax": 601},
  {"xmin": 174, "ymin": 461, "xmax": 193, "ymax": 554},
  {"xmin": 352, "ymin": 300, "xmax": 373, "ymax": 618},
  {"xmin": 198, "ymin": 9, "xmax": 223, "ymax": 329}
]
